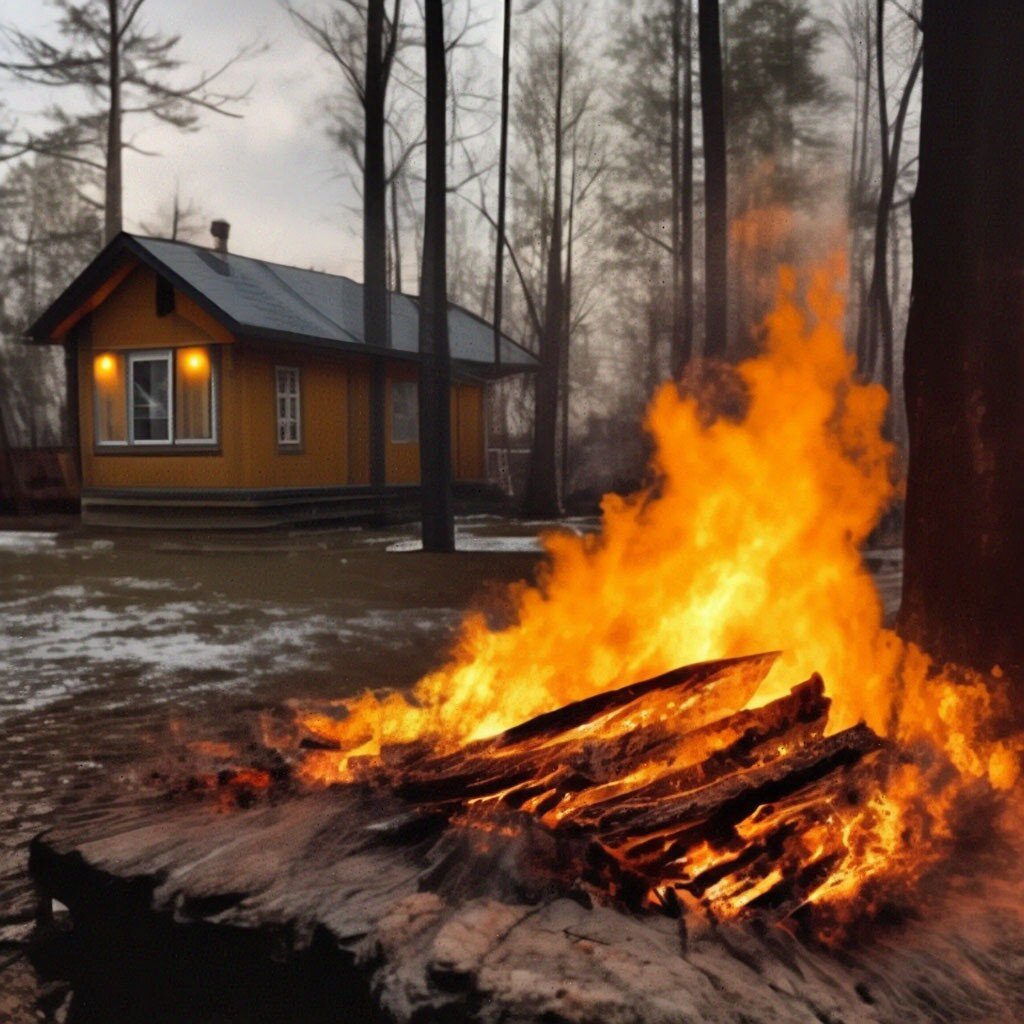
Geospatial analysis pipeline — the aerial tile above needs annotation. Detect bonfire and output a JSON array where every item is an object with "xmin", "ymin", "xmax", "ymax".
[{"xmin": 258, "ymin": 256, "xmax": 1019, "ymax": 937}]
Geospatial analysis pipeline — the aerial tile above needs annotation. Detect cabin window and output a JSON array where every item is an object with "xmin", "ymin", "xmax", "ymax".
[
  {"xmin": 129, "ymin": 352, "xmax": 173, "ymax": 443},
  {"xmin": 93, "ymin": 346, "xmax": 218, "ymax": 448},
  {"xmin": 276, "ymin": 367, "xmax": 301, "ymax": 446},
  {"xmin": 93, "ymin": 352, "xmax": 127, "ymax": 444},
  {"xmin": 391, "ymin": 380, "xmax": 419, "ymax": 444},
  {"xmin": 175, "ymin": 347, "xmax": 216, "ymax": 442}
]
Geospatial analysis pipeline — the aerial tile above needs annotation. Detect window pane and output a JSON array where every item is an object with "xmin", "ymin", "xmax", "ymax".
[
  {"xmin": 276, "ymin": 368, "xmax": 300, "ymax": 445},
  {"xmin": 175, "ymin": 347, "xmax": 214, "ymax": 441},
  {"xmin": 131, "ymin": 358, "xmax": 170, "ymax": 442},
  {"xmin": 93, "ymin": 352, "xmax": 126, "ymax": 443},
  {"xmin": 391, "ymin": 380, "xmax": 419, "ymax": 444}
]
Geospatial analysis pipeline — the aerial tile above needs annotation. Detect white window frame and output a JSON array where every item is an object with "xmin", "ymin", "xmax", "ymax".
[
  {"xmin": 390, "ymin": 379, "xmax": 419, "ymax": 444},
  {"xmin": 128, "ymin": 350, "xmax": 174, "ymax": 446},
  {"xmin": 275, "ymin": 366, "xmax": 302, "ymax": 447},
  {"xmin": 174, "ymin": 349, "xmax": 219, "ymax": 446}
]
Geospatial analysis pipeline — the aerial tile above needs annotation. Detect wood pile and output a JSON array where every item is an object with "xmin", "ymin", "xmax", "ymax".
[{"xmin": 336, "ymin": 652, "xmax": 886, "ymax": 920}]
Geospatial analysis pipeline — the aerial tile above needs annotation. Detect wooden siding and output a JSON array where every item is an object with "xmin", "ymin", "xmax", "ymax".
[
  {"xmin": 453, "ymin": 383, "xmax": 485, "ymax": 481},
  {"xmin": 78, "ymin": 263, "xmax": 487, "ymax": 493}
]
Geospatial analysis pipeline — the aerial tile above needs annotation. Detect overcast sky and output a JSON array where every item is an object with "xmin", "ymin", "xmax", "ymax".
[{"xmin": 2, "ymin": 0, "xmax": 505, "ymax": 278}]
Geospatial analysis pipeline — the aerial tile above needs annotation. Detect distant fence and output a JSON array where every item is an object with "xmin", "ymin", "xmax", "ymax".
[{"xmin": 0, "ymin": 447, "xmax": 80, "ymax": 511}]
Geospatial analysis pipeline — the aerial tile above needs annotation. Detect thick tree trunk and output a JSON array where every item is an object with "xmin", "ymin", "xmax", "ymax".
[
  {"xmin": 366, "ymin": 0, "xmax": 389, "ymax": 489},
  {"xmin": 698, "ymin": 0, "xmax": 727, "ymax": 360},
  {"xmin": 104, "ymin": 0, "xmax": 122, "ymax": 243},
  {"xmin": 418, "ymin": 0, "xmax": 454, "ymax": 553},
  {"xmin": 900, "ymin": 1, "xmax": 1024, "ymax": 678},
  {"xmin": 523, "ymin": 38, "xmax": 565, "ymax": 518}
]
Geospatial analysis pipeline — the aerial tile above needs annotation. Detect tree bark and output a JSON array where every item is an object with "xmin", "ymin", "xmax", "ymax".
[
  {"xmin": 698, "ymin": 0, "xmax": 727, "ymax": 360},
  {"xmin": 418, "ymin": 0, "xmax": 454, "ymax": 552},
  {"xmin": 366, "ymin": 0, "xmax": 390, "ymax": 489},
  {"xmin": 900, "ymin": 0, "xmax": 1024, "ymax": 678},
  {"xmin": 104, "ymin": 0, "xmax": 122, "ymax": 243}
]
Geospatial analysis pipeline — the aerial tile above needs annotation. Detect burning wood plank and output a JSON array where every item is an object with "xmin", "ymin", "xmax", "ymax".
[{"xmin": 380, "ymin": 651, "xmax": 781, "ymax": 804}]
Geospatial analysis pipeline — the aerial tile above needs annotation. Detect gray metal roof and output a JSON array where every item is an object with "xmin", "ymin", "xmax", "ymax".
[{"xmin": 131, "ymin": 236, "xmax": 536, "ymax": 368}]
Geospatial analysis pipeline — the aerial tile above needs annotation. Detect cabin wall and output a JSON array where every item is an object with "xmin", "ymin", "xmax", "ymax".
[
  {"xmin": 386, "ymin": 363, "xmax": 420, "ymax": 485},
  {"xmin": 453, "ymin": 383, "xmax": 485, "ymax": 481},
  {"xmin": 238, "ymin": 346, "xmax": 350, "ymax": 489},
  {"xmin": 76, "ymin": 262, "xmax": 488, "ymax": 496}
]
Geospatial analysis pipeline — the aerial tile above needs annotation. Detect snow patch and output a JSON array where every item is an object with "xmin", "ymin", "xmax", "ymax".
[{"xmin": 0, "ymin": 531, "xmax": 58, "ymax": 553}]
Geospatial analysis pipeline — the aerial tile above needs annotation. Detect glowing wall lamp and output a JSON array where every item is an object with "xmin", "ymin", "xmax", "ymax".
[
  {"xmin": 94, "ymin": 353, "xmax": 117, "ymax": 379},
  {"xmin": 180, "ymin": 348, "xmax": 210, "ymax": 378}
]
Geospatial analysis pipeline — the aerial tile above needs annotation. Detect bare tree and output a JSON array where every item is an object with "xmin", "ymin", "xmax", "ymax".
[
  {"xmin": 0, "ymin": 155, "xmax": 101, "ymax": 452},
  {"xmin": 831, "ymin": 0, "xmax": 875, "ymax": 367},
  {"xmin": 418, "ymin": 0, "xmax": 454, "ymax": 550},
  {"xmin": 606, "ymin": 0, "xmax": 696, "ymax": 380},
  {"xmin": 864, "ymin": 0, "xmax": 921, "ymax": 399},
  {"xmin": 288, "ymin": 0, "xmax": 403, "ymax": 485},
  {"xmin": 492, "ymin": 0, "xmax": 513, "ymax": 367},
  {"xmin": 508, "ymin": 3, "xmax": 602, "ymax": 517},
  {"xmin": 698, "ymin": 0, "xmax": 727, "ymax": 359},
  {"xmin": 0, "ymin": 0, "xmax": 254, "ymax": 242}
]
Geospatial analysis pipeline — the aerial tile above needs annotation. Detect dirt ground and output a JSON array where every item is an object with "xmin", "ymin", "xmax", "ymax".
[{"xmin": 0, "ymin": 516, "xmax": 902, "ymax": 1021}]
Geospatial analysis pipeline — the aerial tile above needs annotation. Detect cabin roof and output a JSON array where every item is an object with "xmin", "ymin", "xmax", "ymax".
[{"xmin": 27, "ymin": 233, "xmax": 537, "ymax": 373}]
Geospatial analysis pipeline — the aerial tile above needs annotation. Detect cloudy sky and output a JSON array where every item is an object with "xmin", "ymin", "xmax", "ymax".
[{"xmin": 2, "ymin": 0, "xmax": 505, "ymax": 277}]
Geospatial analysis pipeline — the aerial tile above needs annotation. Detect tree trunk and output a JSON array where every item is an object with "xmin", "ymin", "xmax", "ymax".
[
  {"xmin": 679, "ymin": 0, "xmax": 695, "ymax": 376},
  {"xmin": 366, "ymin": 0, "xmax": 390, "ymax": 489},
  {"xmin": 104, "ymin": 0, "xmax": 122, "ymax": 243},
  {"xmin": 900, "ymin": 0, "xmax": 1024, "ymax": 678},
  {"xmin": 560, "ymin": 137, "xmax": 577, "ymax": 497},
  {"xmin": 669, "ymin": 0, "xmax": 682, "ymax": 372},
  {"xmin": 853, "ymin": 3, "xmax": 873, "ymax": 373},
  {"xmin": 523, "ymin": 35, "xmax": 565, "ymax": 518},
  {"xmin": 698, "ymin": 0, "xmax": 727, "ymax": 360},
  {"xmin": 492, "ymin": 0, "xmax": 513, "ymax": 368},
  {"xmin": 418, "ymin": 0, "xmax": 454, "ymax": 553}
]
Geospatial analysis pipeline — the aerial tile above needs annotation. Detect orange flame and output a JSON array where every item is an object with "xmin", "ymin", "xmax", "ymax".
[{"xmin": 301, "ymin": 253, "xmax": 1019, "ymax": 918}]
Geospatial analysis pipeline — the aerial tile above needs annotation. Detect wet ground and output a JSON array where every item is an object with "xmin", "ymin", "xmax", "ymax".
[{"xmin": 0, "ymin": 517, "xmax": 902, "ymax": 1021}]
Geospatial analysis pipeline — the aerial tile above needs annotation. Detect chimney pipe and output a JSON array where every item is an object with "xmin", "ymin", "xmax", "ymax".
[{"xmin": 210, "ymin": 220, "xmax": 230, "ymax": 254}]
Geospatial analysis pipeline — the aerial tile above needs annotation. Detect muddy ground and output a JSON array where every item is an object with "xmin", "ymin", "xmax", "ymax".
[{"xmin": 0, "ymin": 517, "xmax": 901, "ymax": 1021}]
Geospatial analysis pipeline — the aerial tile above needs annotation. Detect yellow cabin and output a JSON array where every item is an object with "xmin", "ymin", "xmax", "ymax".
[{"xmin": 28, "ymin": 232, "xmax": 535, "ymax": 527}]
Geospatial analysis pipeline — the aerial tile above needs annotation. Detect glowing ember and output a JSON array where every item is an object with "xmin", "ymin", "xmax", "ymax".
[{"xmin": 297, "ymin": 255, "xmax": 1020, "ymax": 929}]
